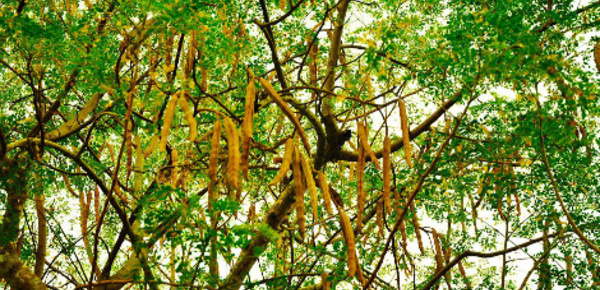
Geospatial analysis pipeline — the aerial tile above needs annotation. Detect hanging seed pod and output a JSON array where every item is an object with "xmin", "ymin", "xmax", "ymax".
[
  {"xmin": 432, "ymin": 229, "xmax": 444, "ymax": 271},
  {"xmin": 301, "ymin": 156, "xmax": 318, "ymax": 222},
  {"xmin": 185, "ymin": 35, "xmax": 195, "ymax": 78},
  {"xmin": 144, "ymin": 135, "xmax": 160, "ymax": 157},
  {"xmin": 223, "ymin": 117, "xmax": 240, "ymax": 189},
  {"xmin": 382, "ymin": 135, "xmax": 392, "ymax": 214},
  {"xmin": 356, "ymin": 122, "xmax": 380, "ymax": 169},
  {"xmin": 339, "ymin": 209, "xmax": 357, "ymax": 278},
  {"xmin": 317, "ymin": 171, "xmax": 333, "ymax": 214},
  {"xmin": 377, "ymin": 198, "xmax": 384, "ymax": 237},
  {"xmin": 259, "ymin": 78, "xmax": 311, "ymax": 154},
  {"xmin": 399, "ymin": 218, "xmax": 408, "ymax": 247},
  {"xmin": 498, "ymin": 197, "xmax": 506, "ymax": 220},
  {"xmin": 178, "ymin": 91, "xmax": 197, "ymax": 142},
  {"xmin": 160, "ymin": 93, "xmax": 179, "ymax": 152},
  {"xmin": 171, "ymin": 148, "xmax": 179, "ymax": 185},
  {"xmin": 411, "ymin": 202, "xmax": 425, "ymax": 254},
  {"xmin": 292, "ymin": 142, "xmax": 306, "ymax": 240},
  {"xmin": 398, "ymin": 99, "xmax": 413, "ymax": 167},
  {"xmin": 208, "ymin": 118, "xmax": 222, "ymax": 190},
  {"xmin": 269, "ymin": 138, "xmax": 294, "ymax": 185},
  {"xmin": 356, "ymin": 144, "xmax": 365, "ymax": 233},
  {"xmin": 241, "ymin": 75, "xmax": 256, "ymax": 179}
]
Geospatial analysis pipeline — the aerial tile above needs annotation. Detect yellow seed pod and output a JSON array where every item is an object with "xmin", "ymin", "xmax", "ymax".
[
  {"xmin": 178, "ymin": 91, "xmax": 198, "ymax": 142},
  {"xmin": 241, "ymin": 76, "xmax": 256, "ymax": 179},
  {"xmin": 398, "ymin": 99, "xmax": 413, "ymax": 167},
  {"xmin": 259, "ymin": 78, "xmax": 311, "ymax": 155},
  {"xmin": 144, "ymin": 135, "xmax": 160, "ymax": 157},
  {"xmin": 292, "ymin": 143, "xmax": 305, "ymax": 240},
  {"xmin": 317, "ymin": 171, "xmax": 333, "ymax": 214},
  {"xmin": 339, "ymin": 209, "xmax": 357, "ymax": 278},
  {"xmin": 301, "ymin": 156, "xmax": 318, "ymax": 222},
  {"xmin": 356, "ymin": 145, "xmax": 365, "ymax": 233},
  {"xmin": 269, "ymin": 138, "xmax": 294, "ymax": 186},
  {"xmin": 382, "ymin": 135, "xmax": 392, "ymax": 214},
  {"xmin": 160, "ymin": 93, "xmax": 179, "ymax": 152},
  {"xmin": 223, "ymin": 117, "xmax": 240, "ymax": 189},
  {"xmin": 411, "ymin": 202, "xmax": 425, "ymax": 255},
  {"xmin": 377, "ymin": 198, "xmax": 384, "ymax": 237},
  {"xmin": 356, "ymin": 122, "xmax": 380, "ymax": 169},
  {"xmin": 209, "ymin": 118, "xmax": 222, "ymax": 182}
]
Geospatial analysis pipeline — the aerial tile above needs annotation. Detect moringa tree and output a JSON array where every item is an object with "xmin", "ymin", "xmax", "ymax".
[{"xmin": 1, "ymin": 0, "xmax": 600, "ymax": 289}]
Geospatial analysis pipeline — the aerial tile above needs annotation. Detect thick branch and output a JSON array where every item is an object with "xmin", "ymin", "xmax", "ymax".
[
  {"xmin": 219, "ymin": 184, "xmax": 297, "ymax": 290},
  {"xmin": 336, "ymin": 91, "xmax": 460, "ymax": 162}
]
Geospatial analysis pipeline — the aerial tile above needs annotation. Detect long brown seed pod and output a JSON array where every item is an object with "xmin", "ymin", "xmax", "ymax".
[
  {"xmin": 398, "ymin": 99, "xmax": 413, "ymax": 167},
  {"xmin": 377, "ymin": 198, "xmax": 384, "ymax": 237},
  {"xmin": 292, "ymin": 142, "xmax": 306, "ymax": 240},
  {"xmin": 317, "ymin": 171, "xmax": 333, "ymax": 214},
  {"xmin": 208, "ymin": 119, "xmax": 221, "ymax": 208},
  {"xmin": 411, "ymin": 202, "xmax": 425, "ymax": 254},
  {"xmin": 144, "ymin": 135, "xmax": 160, "ymax": 157},
  {"xmin": 382, "ymin": 135, "xmax": 392, "ymax": 214},
  {"xmin": 356, "ymin": 144, "xmax": 365, "ymax": 233},
  {"xmin": 356, "ymin": 122, "xmax": 380, "ymax": 169},
  {"xmin": 339, "ymin": 209, "xmax": 357, "ymax": 278},
  {"xmin": 269, "ymin": 138, "xmax": 294, "ymax": 185},
  {"xmin": 209, "ymin": 118, "xmax": 222, "ymax": 183},
  {"xmin": 223, "ymin": 116, "xmax": 240, "ymax": 189},
  {"xmin": 301, "ymin": 155, "xmax": 318, "ymax": 222},
  {"xmin": 178, "ymin": 91, "xmax": 198, "ymax": 142},
  {"xmin": 259, "ymin": 78, "xmax": 311, "ymax": 155},
  {"xmin": 432, "ymin": 229, "xmax": 444, "ymax": 272},
  {"xmin": 160, "ymin": 93, "xmax": 179, "ymax": 152},
  {"xmin": 241, "ymin": 75, "xmax": 256, "ymax": 179}
]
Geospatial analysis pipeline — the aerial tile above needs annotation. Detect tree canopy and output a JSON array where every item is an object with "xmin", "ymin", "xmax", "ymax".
[{"xmin": 1, "ymin": 0, "xmax": 600, "ymax": 289}]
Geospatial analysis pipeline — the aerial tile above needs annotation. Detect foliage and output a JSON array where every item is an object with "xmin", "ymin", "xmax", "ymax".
[{"xmin": 0, "ymin": 0, "xmax": 600, "ymax": 289}]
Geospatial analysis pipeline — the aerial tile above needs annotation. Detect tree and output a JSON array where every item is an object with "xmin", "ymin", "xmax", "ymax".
[{"xmin": 1, "ymin": 0, "xmax": 600, "ymax": 289}]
